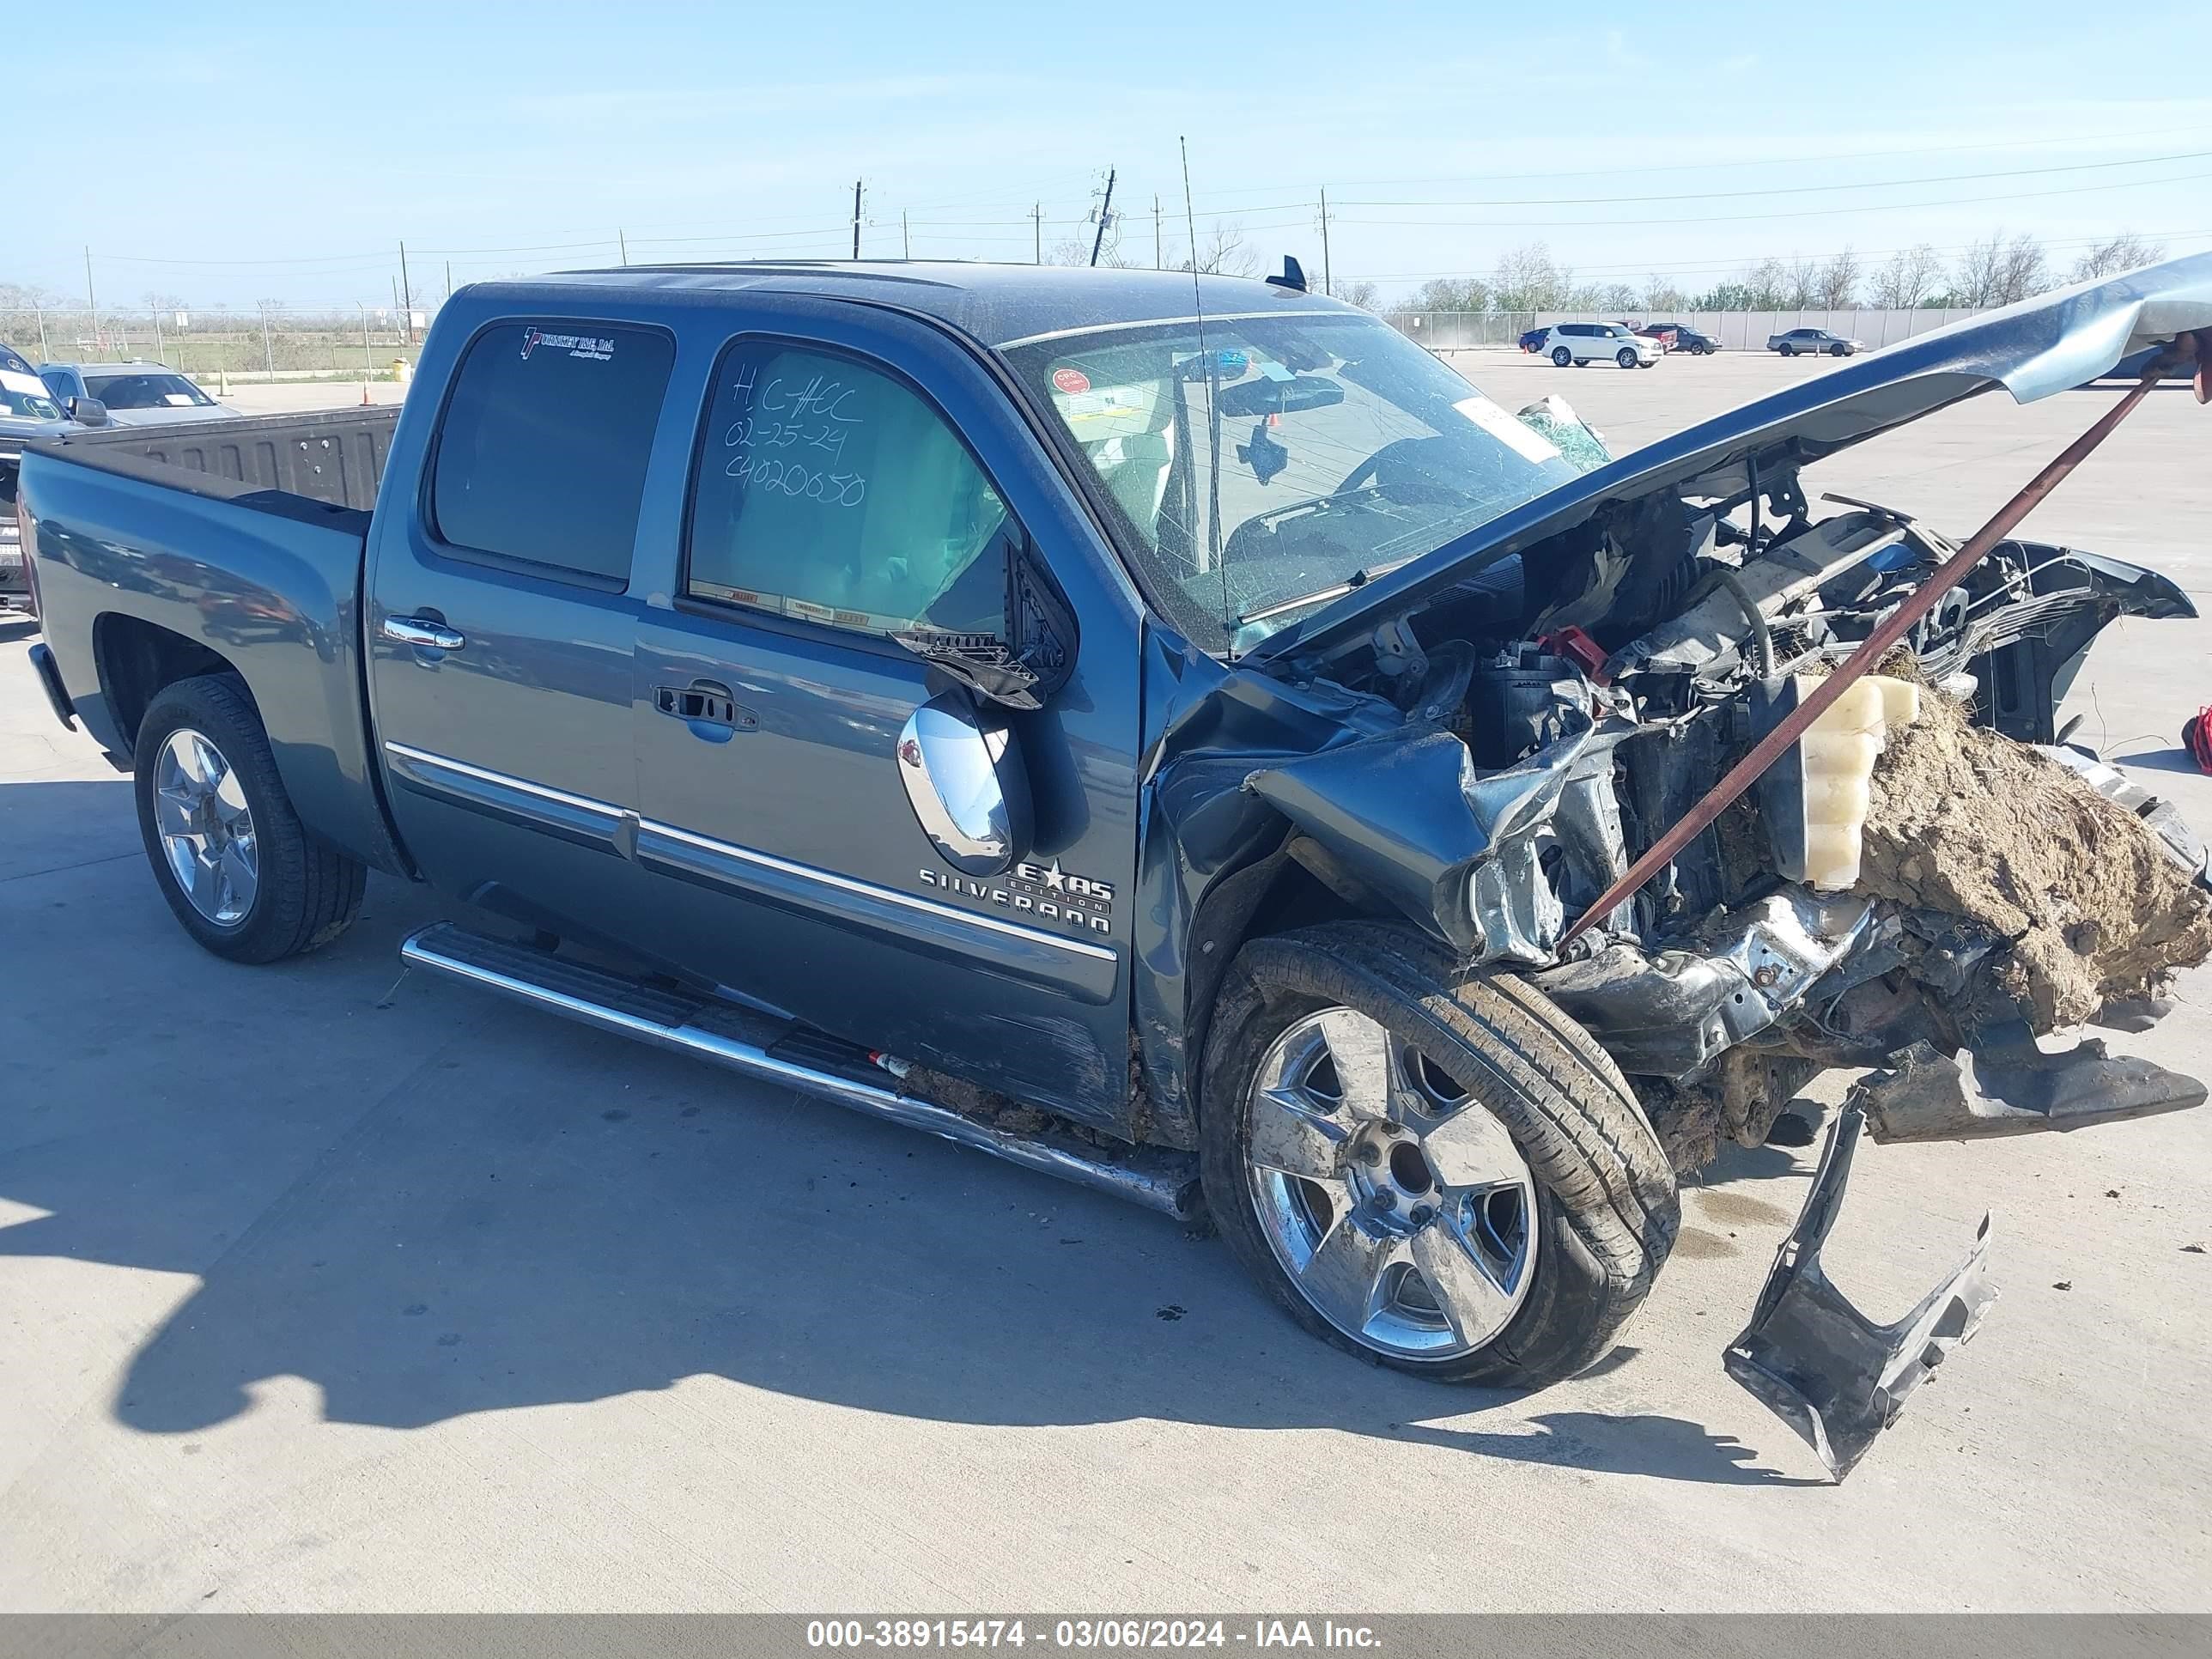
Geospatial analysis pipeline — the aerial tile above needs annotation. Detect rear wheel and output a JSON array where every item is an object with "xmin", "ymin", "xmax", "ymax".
[
  {"xmin": 134, "ymin": 674, "xmax": 366, "ymax": 963},
  {"xmin": 1778, "ymin": 343, "xmax": 1795, "ymax": 357},
  {"xmin": 1200, "ymin": 923, "xmax": 1679, "ymax": 1385},
  {"xmin": 1551, "ymin": 345, "xmax": 1572, "ymax": 367}
]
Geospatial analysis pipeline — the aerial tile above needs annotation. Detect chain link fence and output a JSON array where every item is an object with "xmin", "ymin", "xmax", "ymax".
[{"xmin": 1, "ymin": 307, "xmax": 428, "ymax": 383}]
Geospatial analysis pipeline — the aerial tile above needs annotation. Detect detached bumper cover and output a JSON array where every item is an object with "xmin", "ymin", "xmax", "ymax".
[{"xmin": 1725, "ymin": 1105, "xmax": 1996, "ymax": 1480}]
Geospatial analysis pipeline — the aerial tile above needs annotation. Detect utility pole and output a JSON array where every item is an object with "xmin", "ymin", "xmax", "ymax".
[
  {"xmin": 1032, "ymin": 204, "xmax": 1043, "ymax": 264},
  {"xmin": 258, "ymin": 303, "xmax": 275, "ymax": 375},
  {"xmin": 902, "ymin": 211, "xmax": 911, "ymax": 260},
  {"xmin": 445, "ymin": 260, "xmax": 453, "ymax": 301},
  {"xmin": 1153, "ymin": 195, "xmax": 1163, "ymax": 269},
  {"xmin": 83, "ymin": 247, "xmax": 98, "ymax": 347},
  {"xmin": 1089, "ymin": 167, "xmax": 1117, "ymax": 268},
  {"xmin": 33, "ymin": 302, "xmax": 48, "ymax": 359},
  {"xmin": 1319, "ymin": 188, "xmax": 1333, "ymax": 298},
  {"xmin": 398, "ymin": 241, "xmax": 415, "ymax": 343},
  {"xmin": 151, "ymin": 306, "xmax": 166, "ymax": 366},
  {"xmin": 851, "ymin": 179, "xmax": 863, "ymax": 259},
  {"xmin": 618, "ymin": 228, "xmax": 629, "ymax": 265}
]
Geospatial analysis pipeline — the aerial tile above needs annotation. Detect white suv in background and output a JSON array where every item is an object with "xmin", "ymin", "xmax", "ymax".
[{"xmin": 1539, "ymin": 322, "xmax": 1659, "ymax": 368}]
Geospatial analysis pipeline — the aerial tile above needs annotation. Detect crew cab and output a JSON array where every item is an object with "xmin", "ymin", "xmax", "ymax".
[{"xmin": 19, "ymin": 258, "xmax": 2211, "ymax": 1479}]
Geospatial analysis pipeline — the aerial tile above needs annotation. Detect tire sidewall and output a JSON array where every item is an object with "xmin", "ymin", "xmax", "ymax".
[
  {"xmin": 1199, "ymin": 927, "xmax": 1674, "ymax": 1386},
  {"xmin": 133, "ymin": 677, "xmax": 311, "ymax": 963}
]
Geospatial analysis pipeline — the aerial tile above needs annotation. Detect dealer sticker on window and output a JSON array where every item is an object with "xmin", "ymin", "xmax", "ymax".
[{"xmin": 1454, "ymin": 392, "xmax": 1561, "ymax": 465}]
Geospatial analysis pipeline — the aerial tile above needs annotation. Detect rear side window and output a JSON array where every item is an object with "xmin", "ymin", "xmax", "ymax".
[
  {"xmin": 684, "ymin": 341, "xmax": 1012, "ymax": 637},
  {"xmin": 431, "ymin": 319, "xmax": 675, "ymax": 584}
]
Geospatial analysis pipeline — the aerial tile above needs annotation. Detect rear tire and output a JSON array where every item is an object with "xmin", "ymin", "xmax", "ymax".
[
  {"xmin": 1778, "ymin": 343, "xmax": 1795, "ymax": 356},
  {"xmin": 1551, "ymin": 345, "xmax": 1572, "ymax": 367},
  {"xmin": 134, "ymin": 673, "xmax": 366, "ymax": 963},
  {"xmin": 1199, "ymin": 922, "xmax": 1680, "ymax": 1386}
]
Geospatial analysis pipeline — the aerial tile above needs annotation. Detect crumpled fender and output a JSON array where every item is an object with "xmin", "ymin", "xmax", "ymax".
[{"xmin": 1241, "ymin": 714, "xmax": 1595, "ymax": 962}]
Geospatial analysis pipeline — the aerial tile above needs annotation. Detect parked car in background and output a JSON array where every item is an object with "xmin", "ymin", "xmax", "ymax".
[
  {"xmin": 1645, "ymin": 323, "xmax": 1717, "ymax": 355},
  {"xmin": 1539, "ymin": 322, "xmax": 1659, "ymax": 368},
  {"xmin": 1518, "ymin": 326, "xmax": 1549, "ymax": 353},
  {"xmin": 1767, "ymin": 327, "xmax": 1863, "ymax": 358},
  {"xmin": 35, "ymin": 362, "xmax": 243, "ymax": 427},
  {"xmin": 2, "ymin": 343, "xmax": 74, "ymax": 611}
]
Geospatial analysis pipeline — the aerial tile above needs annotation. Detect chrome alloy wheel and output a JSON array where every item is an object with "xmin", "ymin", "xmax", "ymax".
[
  {"xmin": 1245, "ymin": 1007, "xmax": 1537, "ymax": 1359},
  {"xmin": 153, "ymin": 727, "xmax": 258, "ymax": 926}
]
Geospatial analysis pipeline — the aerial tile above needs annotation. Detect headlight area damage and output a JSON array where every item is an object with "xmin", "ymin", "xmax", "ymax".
[{"xmin": 1149, "ymin": 261, "xmax": 2212, "ymax": 1477}]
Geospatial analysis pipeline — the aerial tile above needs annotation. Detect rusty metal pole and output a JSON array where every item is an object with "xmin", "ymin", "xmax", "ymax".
[{"xmin": 1559, "ymin": 336, "xmax": 2202, "ymax": 950}]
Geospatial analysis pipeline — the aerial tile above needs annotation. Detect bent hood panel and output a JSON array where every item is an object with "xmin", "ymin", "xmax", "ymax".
[{"xmin": 1252, "ymin": 252, "xmax": 2212, "ymax": 665}]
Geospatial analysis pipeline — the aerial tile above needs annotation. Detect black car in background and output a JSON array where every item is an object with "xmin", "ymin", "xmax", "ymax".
[{"xmin": 1644, "ymin": 322, "xmax": 1717, "ymax": 354}]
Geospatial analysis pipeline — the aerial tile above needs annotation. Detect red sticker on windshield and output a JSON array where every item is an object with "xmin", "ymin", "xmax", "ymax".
[{"xmin": 1052, "ymin": 367, "xmax": 1091, "ymax": 395}]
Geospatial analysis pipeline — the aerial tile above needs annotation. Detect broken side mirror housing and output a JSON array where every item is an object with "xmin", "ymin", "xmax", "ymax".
[
  {"xmin": 896, "ymin": 688, "xmax": 1034, "ymax": 878},
  {"xmin": 892, "ymin": 539, "xmax": 1077, "ymax": 713}
]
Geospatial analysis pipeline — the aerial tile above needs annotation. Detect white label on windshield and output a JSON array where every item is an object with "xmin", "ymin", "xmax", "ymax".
[
  {"xmin": 1455, "ymin": 393, "xmax": 1560, "ymax": 465},
  {"xmin": 162, "ymin": 392, "xmax": 198, "ymax": 405},
  {"xmin": 0, "ymin": 369, "xmax": 46, "ymax": 399}
]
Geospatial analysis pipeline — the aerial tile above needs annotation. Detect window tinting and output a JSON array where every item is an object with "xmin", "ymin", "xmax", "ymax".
[
  {"xmin": 685, "ymin": 343, "xmax": 1011, "ymax": 637},
  {"xmin": 431, "ymin": 320, "xmax": 675, "ymax": 583}
]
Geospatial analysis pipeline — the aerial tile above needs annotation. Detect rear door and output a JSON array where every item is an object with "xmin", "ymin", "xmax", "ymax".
[
  {"xmin": 367, "ymin": 313, "xmax": 674, "ymax": 948},
  {"xmin": 628, "ymin": 300, "xmax": 1146, "ymax": 1127}
]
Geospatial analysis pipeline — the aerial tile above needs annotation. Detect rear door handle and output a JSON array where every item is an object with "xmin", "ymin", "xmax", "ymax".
[{"xmin": 383, "ymin": 616, "xmax": 465, "ymax": 651}]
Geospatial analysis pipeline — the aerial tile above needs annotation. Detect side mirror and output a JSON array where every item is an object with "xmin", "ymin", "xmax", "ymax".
[
  {"xmin": 891, "ymin": 540, "xmax": 1077, "ymax": 712},
  {"xmin": 896, "ymin": 690, "xmax": 1033, "ymax": 878},
  {"xmin": 67, "ymin": 397, "xmax": 110, "ymax": 427}
]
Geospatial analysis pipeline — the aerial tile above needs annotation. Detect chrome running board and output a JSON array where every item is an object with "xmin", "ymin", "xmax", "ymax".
[{"xmin": 400, "ymin": 922, "xmax": 1200, "ymax": 1219}]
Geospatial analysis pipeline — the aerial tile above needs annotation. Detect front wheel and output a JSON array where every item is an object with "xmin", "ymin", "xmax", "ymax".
[
  {"xmin": 1200, "ymin": 923, "xmax": 1680, "ymax": 1385},
  {"xmin": 1830, "ymin": 343, "xmax": 1850, "ymax": 356},
  {"xmin": 1551, "ymin": 346, "xmax": 1572, "ymax": 367},
  {"xmin": 1616, "ymin": 348, "xmax": 1637, "ymax": 368},
  {"xmin": 134, "ymin": 673, "xmax": 367, "ymax": 963}
]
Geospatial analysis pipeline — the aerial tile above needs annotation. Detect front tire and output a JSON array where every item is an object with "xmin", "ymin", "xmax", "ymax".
[
  {"xmin": 1200, "ymin": 923, "xmax": 1679, "ymax": 1386},
  {"xmin": 1616, "ymin": 348, "xmax": 1637, "ymax": 368},
  {"xmin": 1551, "ymin": 345, "xmax": 1572, "ymax": 367},
  {"xmin": 1831, "ymin": 343, "xmax": 1850, "ymax": 356},
  {"xmin": 134, "ymin": 674, "xmax": 366, "ymax": 963}
]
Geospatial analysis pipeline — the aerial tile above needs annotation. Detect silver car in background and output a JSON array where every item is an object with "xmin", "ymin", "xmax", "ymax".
[{"xmin": 36, "ymin": 361, "xmax": 244, "ymax": 427}]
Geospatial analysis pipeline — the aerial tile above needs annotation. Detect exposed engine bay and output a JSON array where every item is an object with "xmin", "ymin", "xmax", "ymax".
[{"xmin": 1249, "ymin": 420, "xmax": 2212, "ymax": 1174}]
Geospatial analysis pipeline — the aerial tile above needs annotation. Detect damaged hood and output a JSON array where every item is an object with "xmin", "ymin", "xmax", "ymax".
[{"xmin": 1251, "ymin": 252, "xmax": 2212, "ymax": 665}]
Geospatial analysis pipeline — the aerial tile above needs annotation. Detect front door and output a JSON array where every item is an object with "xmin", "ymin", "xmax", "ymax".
[
  {"xmin": 629, "ymin": 306, "xmax": 1145, "ymax": 1127},
  {"xmin": 367, "ymin": 313, "xmax": 674, "ymax": 947}
]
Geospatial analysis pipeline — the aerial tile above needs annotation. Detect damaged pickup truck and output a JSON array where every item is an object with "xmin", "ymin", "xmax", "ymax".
[{"xmin": 19, "ymin": 253, "xmax": 2212, "ymax": 1478}]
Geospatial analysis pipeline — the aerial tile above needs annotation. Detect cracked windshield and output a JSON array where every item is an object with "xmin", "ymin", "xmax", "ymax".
[{"xmin": 1007, "ymin": 310, "xmax": 1583, "ymax": 653}]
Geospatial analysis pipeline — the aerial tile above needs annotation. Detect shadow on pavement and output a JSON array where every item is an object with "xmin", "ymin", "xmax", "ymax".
[{"xmin": 0, "ymin": 774, "xmax": 1812, "ymax": 1488}]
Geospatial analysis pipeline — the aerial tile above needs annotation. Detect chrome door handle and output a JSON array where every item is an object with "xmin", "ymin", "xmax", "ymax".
[{"xmin": 382, "ymin": 616, "xmax": 465, "ymax": 651}]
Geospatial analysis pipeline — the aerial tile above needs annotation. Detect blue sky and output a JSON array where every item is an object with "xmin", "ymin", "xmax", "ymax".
[{"xmin": 11, "ymin": 0, "xmax": 2212, "ymax": 312}]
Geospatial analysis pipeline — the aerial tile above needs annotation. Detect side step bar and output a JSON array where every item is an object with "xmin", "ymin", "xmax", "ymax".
[{"xmin": 399, "ymin": 922, "xmax": 1201, "ymax": 1220}]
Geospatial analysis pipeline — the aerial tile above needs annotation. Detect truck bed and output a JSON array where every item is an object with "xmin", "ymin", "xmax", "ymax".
[{"xmin": 21, "ymin": 406, "xmax": 411, "ymax": 878}]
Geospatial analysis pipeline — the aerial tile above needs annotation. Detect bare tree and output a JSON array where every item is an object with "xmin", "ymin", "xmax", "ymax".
[
  {"xmin": 1412, "ymin": 276, "xmax": 1492, "ymax": 313},
  {"xmin": 1992, "ymin": 233, "xmax": 2049, "ymax": 305},
  {"xmin": 1815, "ymin": 247, "xmax": 1862, "ymax": 309},
  {"xmin": 1644, "ymin": 277, "xmax": 1688, "ymax": 313},
  {"xmin": 2070, "ymin": 232, "xmax": 2166, "ymax": 283},
  {"xmin": 1492, "ymin": 242, "xmax": 1573, "ymax": 312},
  {"xmin": 1783, "ymin": 255, "xmax": 1822, "ymax": 308},
  {"xmin": 1597, "ymin": 282, "xmax": 1640, "ymax": 313},
  {"xmin": 0, "ymin": 281, "xmax": 64, "ymax": 308},
  {"xmin": 141, "ymin": 289, "xmax": 188, "ymax": 313},
  {"xmin": 1176, "ymin": 222, "xmax": 1259, "ymax": 278},
  {"xmin": 1953, "ymin": 232, "xmax": 2005, "ymax": 307},
  {"xmin": 1740, "ymin": 257, "xmax": 1790, "ymax": 310},
  {"xmin": 1335, "ymin": 279, "xmax": 1382, "ymax": 312},
  {"xmin": 1870, "ymin": 244, "xmax": 1942, "ymax": 307}
]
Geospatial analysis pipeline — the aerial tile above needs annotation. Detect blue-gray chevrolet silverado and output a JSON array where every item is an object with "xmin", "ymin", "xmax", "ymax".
[{"xmin": 19, "ymin": 256, "xmax": 2212, "ymax": 1477}]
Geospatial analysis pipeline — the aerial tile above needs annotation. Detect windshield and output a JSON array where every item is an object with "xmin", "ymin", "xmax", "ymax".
[
  {"xmin": 0, "ymin": 368, "xmax": 62, "ymax": 422},
  {"xmin": 1003, "ymin": 310, "xmax": 1581, "ymax": 652},
  {"xmin": 85, "ymin": 371, "xmax": 216, "ymax": 410}
]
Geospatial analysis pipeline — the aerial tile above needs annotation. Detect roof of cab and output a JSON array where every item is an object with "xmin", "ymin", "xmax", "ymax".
[{"xmin": 473, "ymin": 260, "xmax": 1350, "ymax": 349}]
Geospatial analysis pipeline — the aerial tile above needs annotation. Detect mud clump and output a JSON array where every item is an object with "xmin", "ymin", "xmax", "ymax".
[{"xmin": 1857, "ymin": 687, "xmax": 2212, "ymax": 1029}]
